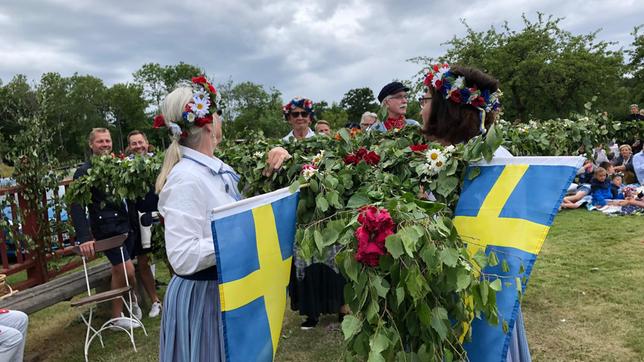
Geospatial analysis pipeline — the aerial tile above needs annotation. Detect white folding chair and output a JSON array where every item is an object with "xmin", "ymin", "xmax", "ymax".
[{"xmin": 70, "ymin": 233, "xmax": 147, "ymax": 361}]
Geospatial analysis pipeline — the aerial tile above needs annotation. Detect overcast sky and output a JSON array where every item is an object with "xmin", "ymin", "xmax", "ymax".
[{"xmin": 0, "ymin": 0, "xmax": 642, "ymax": 103}]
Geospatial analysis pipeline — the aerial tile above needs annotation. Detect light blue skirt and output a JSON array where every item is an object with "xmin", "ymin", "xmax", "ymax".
[
  {"xmin": 159, "ymin": 275, "xmax": 224, "ymax": 362},
  {"xmin": 506, "ymin": 306, "xmax": 531, "ymax": 362}
]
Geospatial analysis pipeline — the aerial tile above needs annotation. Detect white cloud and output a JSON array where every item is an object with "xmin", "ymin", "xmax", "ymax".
[{"xmin": 0, "ymin": 0, "xmax": 642, "ymax": 103}]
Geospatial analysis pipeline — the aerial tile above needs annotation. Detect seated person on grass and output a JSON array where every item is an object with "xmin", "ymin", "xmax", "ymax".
[
  {"xmin": 561, "ymin": 159, "xmax": 594, "ymax": 209},
  {"xmin": 610, "ymin": 174, "xmax": 625, "ymax": 200},
  {"xmin": 598, "ymin": 161, "xmax": 615, "ymax": 177},
  {"xmin": 590, "ymin": 167, "xmax": 613, "ymax": 207}
]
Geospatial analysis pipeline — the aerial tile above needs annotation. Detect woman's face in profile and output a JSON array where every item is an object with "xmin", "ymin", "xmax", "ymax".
[{"xmin": 420, "ymin": 89, "xmax": 432, "ymax": 126}]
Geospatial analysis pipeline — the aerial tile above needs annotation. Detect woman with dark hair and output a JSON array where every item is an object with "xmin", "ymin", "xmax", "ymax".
[{"xmin": 420, "ymin": 63, "xmax": 530, "ymax": 362}]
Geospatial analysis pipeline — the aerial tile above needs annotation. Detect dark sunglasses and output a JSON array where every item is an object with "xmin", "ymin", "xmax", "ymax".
[{"xmin": 290, "ymin": 111, "xmax": 310, "ymax": 118}]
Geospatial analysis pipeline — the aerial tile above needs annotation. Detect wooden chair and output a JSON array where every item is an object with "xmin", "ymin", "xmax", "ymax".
[{"xmin": 71, "ymin": 234, "xmax": 147, "ymax": 361}]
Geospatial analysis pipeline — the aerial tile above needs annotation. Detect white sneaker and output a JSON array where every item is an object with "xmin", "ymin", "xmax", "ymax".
[
  {"xmin": 131, "ymin": 303, "xmax": 143, "ymax": 320},
  {"xmin": 108, "ymin": 318, "xmax": 141, "ymax": 330},
  {"xmin": 149, "ymin": 301, "xmax": 162, "ymax": 318}
]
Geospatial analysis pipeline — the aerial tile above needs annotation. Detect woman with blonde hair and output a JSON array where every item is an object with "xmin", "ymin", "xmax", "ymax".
[{"xmin": 154, "ymin": 76, "xmax": 289, "ymax": 361}]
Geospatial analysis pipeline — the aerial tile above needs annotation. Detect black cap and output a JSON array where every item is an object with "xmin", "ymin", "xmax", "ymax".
[{"xmin": 377, "ymin": 82, "xmax": 410, "ymax": 103}]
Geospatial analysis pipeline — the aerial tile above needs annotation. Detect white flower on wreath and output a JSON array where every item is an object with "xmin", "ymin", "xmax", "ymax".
[
  {"xmin": 254, "ymin": 151, "xmax": 265, "ymax": 158},
  {"xmin": 432, "ymin": 65, "xmax": 450, "ymax": 88},
  {"xmin": 193, "ymin": 91, "xmax": 210, "ymax": 102},
  {"xmin": 302, "ymin": 165, "xmax": 318, "ymax": 181},
  {"xmin": 424, "ymin": 148, "xmax": 448, "ymax": 176},
  {"xmin": 311, "ymin": 150, "xmax": 325, "ymax": 165},
  {"xmin": 453, "ymin": 76, "xmax": 465, "ymax": 90},
  {"xmin": 191, "ymin": 97, "xmax": 210, "ymax": 117},
  {"xmin": 444, "ymin": 145, "xmax": 455, "ymax": 154},
  {"xmin": 186, "ymin": 112, "xmax": 196, "ymax": 123}
]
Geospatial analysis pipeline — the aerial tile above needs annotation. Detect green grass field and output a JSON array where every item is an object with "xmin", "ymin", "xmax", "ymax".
[{"xmin": 22, "ymin": 210, "xmax": 643, "ymax": 361}]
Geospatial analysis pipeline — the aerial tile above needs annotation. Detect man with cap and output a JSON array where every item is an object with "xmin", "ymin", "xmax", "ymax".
[{"xmin": 370, "ymin": 81, "xmax": 420, "ymax": 132}]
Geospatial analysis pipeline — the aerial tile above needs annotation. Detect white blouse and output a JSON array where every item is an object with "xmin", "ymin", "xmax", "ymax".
[{"xmin": 158, "ymin": 146, "xmax": 240, "ymax": 276}]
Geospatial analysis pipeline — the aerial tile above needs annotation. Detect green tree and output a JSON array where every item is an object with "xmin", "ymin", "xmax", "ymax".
[
  {"xmin": 625, "ymin": 25, "xmax": 644, "ymax": 109},
  {"xmin": 107, "ymin": 83, "xmax": 149, "ymax": 152},
  {"xmin": 63, "ymin": 74, "xmax": 109, "ymax": 158},
  {"xmin": 133, "ymin": 62, "xmax": 204, "ymax": 113},
  {"xmin": 339, "ymin": 87, "xmax": 378, "ymax": 124},
  {"xmin": 37, "ymin": 72, "xmax": 71, "ymax": 159},
  {"xmin": 223, "ymin": 81, "xmax": 286, "ymax": 139},
  {"xmin": 411, "ymin": 13, "xmax": 625, "ymax": 121},
  {"xmin": 0, "ymin": 75, "xmax": 39, "ymax": 161}
]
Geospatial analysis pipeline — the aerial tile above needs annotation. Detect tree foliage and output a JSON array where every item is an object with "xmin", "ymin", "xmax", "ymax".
[
  {"xmin": 340, "ymin": 87, "xmax": 379, "ymax": 124},
  {"xmin": 411, "ymin": 13, "xmax": 628, "ymax": 121}
]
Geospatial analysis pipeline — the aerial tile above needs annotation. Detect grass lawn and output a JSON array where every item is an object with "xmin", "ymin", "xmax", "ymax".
[{"xmin": 22, "ymin": 210, "xmax": 643, "ymax": 361}]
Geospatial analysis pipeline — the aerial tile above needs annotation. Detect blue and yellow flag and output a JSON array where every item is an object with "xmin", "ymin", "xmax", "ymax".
[
  {"xmin": 454, "ymin": 156, "xmax": 582, "ymax": 362},
  {"xmin": 211, "ymin": 187, "xmax": 299, "ymax": 362}
]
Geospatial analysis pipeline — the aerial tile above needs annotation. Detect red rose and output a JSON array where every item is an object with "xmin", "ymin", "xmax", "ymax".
[
  {"xmin": 434, "ymin": 79, "xmax": 443, "ymax": 89},
  {"xmin": 344, "ymin": 154, "xmax": 360, "ymax": 165},
  {"xmin": 208, "ymin": 84, "xmax": 216, "ymax": 93},
  {"xmin": 153, "ymin": 114, "xmax": 166, "ymax": 128},
  {"xmin": 364, "ymin": 151, "xmax": 380, "ymax": 166},
  {"xmin": 410, "ymin": 144, "xmax": 428, "ymax": 152},
  {"xmin": 423, "ymin": 73, "xmax": 433, "ymax": 86},
  {"xmin": 372, "ymin": 228, "xmax": 394, "ymax": 246},
  {"xmin": 449, "ymin": 91, "xmax": 461, "ymax": 103},
  {"xmin": 356, "ymin": 147, "xmax": 368, "ymax": 159},
  {"xmin": 192, "ymin": 76, "xmax": 207, "ymax": 84},
  {"xmin": 471, "ymin": 96, "xmax": 485, "ymax": 108},
  {"xmin": 355, "ymin": 241, "xmax": 385, "ymax": 267},
  {"xmin": 355, "ymin": 226, "xmax": 370, "ymax": 245},
  {"xmin": 433, "ymin": 64, "xmax": 440, "ymax": 72}
]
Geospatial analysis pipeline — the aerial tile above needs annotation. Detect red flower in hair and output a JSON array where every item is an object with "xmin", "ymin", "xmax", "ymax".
[
  {"xmin": 449, "ymin": 91, "xmax": 461, "ymax": 103},
  {"xmin": 471, "ymin": 96, "xmax": 485, "ymax": 108},
  {"xmin": 153, "ymin": 115, "xmax": 166, "ymax": 128},
  {"xmin": 434, "ymin": 79, "xmax": 443, "ymax": 89},
  {"xmin": 208, "ymin": 84, "xmax": 216, "ymax": 93},
  {"xmin": 192, "ymin": 76, "xmax": 207, "ymax": 84},
  {"xmin": 410, "ymin": 144, "xmax": 428, "ymax": 152}
]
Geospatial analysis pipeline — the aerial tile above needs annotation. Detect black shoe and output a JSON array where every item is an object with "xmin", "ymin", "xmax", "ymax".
[{"xmin": 300, "ymin": 318, "xmax": 318, "ymax": 330}]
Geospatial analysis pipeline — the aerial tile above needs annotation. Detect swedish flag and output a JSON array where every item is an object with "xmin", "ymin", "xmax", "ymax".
[
  {"xmin": 211, "ymin": 187, "xmax": 299, "ymax": 362},
  {"xmin": 454, "ymin": 157, "xmax": 582, "ymax": 362}
]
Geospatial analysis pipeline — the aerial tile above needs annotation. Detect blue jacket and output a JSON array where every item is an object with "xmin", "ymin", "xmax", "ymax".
[{"xmin": 590, "ymin": 178, "xmax": 612, "ymax": 206}]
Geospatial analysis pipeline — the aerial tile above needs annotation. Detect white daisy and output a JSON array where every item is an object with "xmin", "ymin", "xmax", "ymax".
[
  {"xmin": 193, "ymin": 91, "xmax": 210, "ymax": 102},
  {"xmin": 191, "ymin": 98, "xmax": 210, "ymax": 117},
  {"xmin": 185, "ymin": 112, "xmax": 196, "ymax": 123},
  {"xmin": 444, "ymin": 145, "xmax": 456, "ymax": 154},
  {"xmin": 425, "ymin": 148, "xmax": 443, "ymax": 163},
  {"xmin": 453, "ymin": 76, "xmax": 465, "ymax": 89}
]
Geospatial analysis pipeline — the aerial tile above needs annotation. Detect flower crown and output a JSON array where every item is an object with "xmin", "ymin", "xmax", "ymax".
[
  {"xmin": 153, "ymin": 76, "xmax": 218, "ymax": 138},
  {"xmin": 423, "ymin": 63, "xmax": 501, "ymax": 113},
  {"xmin": 282, "ymin": 97, "xmax": 315, "ymax": 117}
]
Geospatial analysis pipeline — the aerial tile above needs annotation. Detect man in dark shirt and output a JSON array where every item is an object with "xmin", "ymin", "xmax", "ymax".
[{"xmin": 70, "ymin": 128, "xmax": 142, "ymax": 329}]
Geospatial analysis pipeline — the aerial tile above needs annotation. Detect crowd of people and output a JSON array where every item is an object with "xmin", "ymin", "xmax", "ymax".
[
  {"xmin": 4, "ymin": 64, "xmax": 640, "ymax": 362},
  {"xmin": 562, "ymin": 132, "xmax": 644, "ymax": 214}
]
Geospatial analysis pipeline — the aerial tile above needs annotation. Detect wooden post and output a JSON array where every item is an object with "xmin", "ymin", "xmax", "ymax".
[{"xmin": 18, "ymin": 192, "xmax": 48, "ymax": 285}]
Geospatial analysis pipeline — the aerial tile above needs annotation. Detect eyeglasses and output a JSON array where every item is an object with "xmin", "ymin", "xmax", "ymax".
[
  {"xmin": 388, "ymin": 94, "xmax": 408, "ymax": 101},
  {"xmin": 418, "ymin": 96, "xmax": 432, "ymax": 105},
  {"xmin": 290, "ymin": 111, "xmax": 310, "ymax": 118}
]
